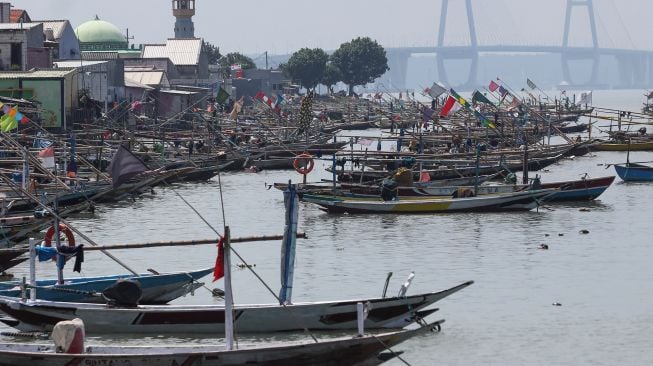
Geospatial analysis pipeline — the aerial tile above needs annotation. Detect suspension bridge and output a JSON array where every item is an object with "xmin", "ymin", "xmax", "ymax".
[{"xmin": 379, "ymin": 0, "xmax": 653, "ymax": 91}]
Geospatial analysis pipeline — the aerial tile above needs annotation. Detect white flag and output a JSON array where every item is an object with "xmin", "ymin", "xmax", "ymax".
[{"xmin": 429, "ymin": 82, "xmax": 447, "ymax": 99}]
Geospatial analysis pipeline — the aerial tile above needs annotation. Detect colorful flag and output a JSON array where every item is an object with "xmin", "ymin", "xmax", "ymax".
[
  {"xmin": 472, "ymin": 90, "xmax": 494, "ymax": 106},
  {"xmin": 273, "ymin": 94, "xmax": 284, "ymax": 109},
  {"xmin": 107, "ymin": 144, "xmax": 149, "ymax": 188},
  {"xmin": 38, "ymin": 146, "xmax": 55, "ymax": 169},
  {"xmin": 489, "ymin": 80, "xmax": 500, "ymax": 92},
  {"xmin": 498, "ymin": 86, "xmax": 509, "ymax": 97},
  {"xmin": 439, "ymin": 96, "xmax": 459, "ymax": 117},
  {"xmin": 527, "ymin": 78, "xmax": 537, "ymax": 90},
  {"xmin": 449, "ymin": 89, "xmax": 495, "ymax": 128},
  {"xmin": 213, "ymin": 236, "xmax": 225, "ymax": 282},
  {"xmin": 428, "ymin": 82, "xmax": 447, "ymax": 99},
  {"xmin": 0, "ymin": 113, "xmax": 16, "ymax": 132}
]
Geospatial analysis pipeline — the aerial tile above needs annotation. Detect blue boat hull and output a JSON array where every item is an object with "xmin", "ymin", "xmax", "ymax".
[
  {"xmin": 614, "ymin": 164, "xmax": 653, "ymax": 181},
  {"xmin": 0, "ymin": 268, "xmax": 213, "ymax": 304}
]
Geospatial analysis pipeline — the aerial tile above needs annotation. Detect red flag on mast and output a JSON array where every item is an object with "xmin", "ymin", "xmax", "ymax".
[{"xmin": 213, "ymin": 237, "xmax": 225, "ymax": 282}]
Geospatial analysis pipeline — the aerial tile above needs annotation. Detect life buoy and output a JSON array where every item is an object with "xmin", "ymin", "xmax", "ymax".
[
  {"xmin": 44, "ymin": 223, "xmax": 76, "ymax": 247},
  {"xmin": 293, "ymin": 153, "xmax": 314, "ymax": 175}
]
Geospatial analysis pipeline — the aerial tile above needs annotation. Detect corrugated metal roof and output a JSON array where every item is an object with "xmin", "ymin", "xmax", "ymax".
[
  {"xmin": 141, "ymin": 44, "xmax": 167, "ymax": 59},
  {"xmin": 54, "ymin": 60, "xmax": 107, "ymax": 68},
  {"xmin": 0, "ymin": 69, "xmax": 74, "ymax": 79},
  {"xmin": 160, "ymin": 89, "xmax": 197, "ymax": 95},
  {"xmin": 35, "ymin": 20, "xmax": 69, "ymax": 39},
  {"xmin": 125, "ymin": 79, "xmax": 154, "ymax": 90},
  {"xmin": 125, "ymin": 71, "xmax": 166, "ymax": 86},
  {"xmin": 0, "ymin": 22, "xmax": 40, "ymax": 30},
  {"xmin": 142, "ymin": 39, "xmax": 202, "ymax": 66}
]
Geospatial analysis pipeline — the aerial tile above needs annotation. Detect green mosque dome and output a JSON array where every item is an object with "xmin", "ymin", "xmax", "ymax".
[{"xmin": 75, "ymin": 16, "xmax": 128, "ymax": 51}]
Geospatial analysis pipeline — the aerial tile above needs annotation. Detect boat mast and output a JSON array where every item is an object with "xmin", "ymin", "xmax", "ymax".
[{"xmin": 223, "ymin": 225, "xmax": 234, "ymax": 350}]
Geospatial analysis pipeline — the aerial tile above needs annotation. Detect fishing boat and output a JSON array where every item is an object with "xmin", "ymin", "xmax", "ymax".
[
  {"xmin": 613, "ymin": 163, "xmax": 653, "ymax": 181},
  {"xmin": 0, "ymin": 267, "xmax": 213, "ymax": 304},
  {"xmin": 0, "ymin": 319, "xmax": 443, "ymax": 366},
  {"xmin": 593, "ymin": 141, "xmax": 653, "ymax": 151},
  {"xmin": 301, "ymin": 189, "xmax": 555, "ymax": 214},
  {"xmin": 331, "ymin": 176, "xmax": 614, "ymax": 202},
  {"xmin": 0, "ymin": 249, "xmax": 27, "ymax": 272},
  {"xmin": 0, "ymin": 280, "xmax": 471, "ymax": 333}
]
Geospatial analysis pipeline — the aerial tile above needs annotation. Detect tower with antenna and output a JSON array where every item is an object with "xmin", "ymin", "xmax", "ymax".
[{"xmin": 172, "ymin": 0, "xmax": 195, "ymax": 39}]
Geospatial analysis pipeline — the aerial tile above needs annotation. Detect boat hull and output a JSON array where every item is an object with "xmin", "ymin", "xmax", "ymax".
[
  {"xmin": 614, "ymin": 164, "xmax": 653, "ymax": 181},
  {"xmin": 302, "ymin": 190, "xmax": 554, "ymax": 214},
  {"xmin": 0, "ymin": 281, "xmax": 472, "ymax": 334},
  {"xmin": 0, "ymin": 321, "xmax": 442, "ymax": 366},
  {"xmin": 0, "ymin": 268, "xmax": 213, "ymax": 304}
]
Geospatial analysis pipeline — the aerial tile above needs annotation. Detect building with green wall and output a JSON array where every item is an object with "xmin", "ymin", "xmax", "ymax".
[{"xmin": 0, "ymin": 69, "xmax": 78, "ymax": 129}]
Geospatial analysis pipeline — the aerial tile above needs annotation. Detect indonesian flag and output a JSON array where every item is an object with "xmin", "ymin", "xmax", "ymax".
[
  {"xmin": 213, "ymin": 236, "xmax": 225, "ymax": 282},
  {"xmin": 439, "ymin": 96, "xmax": 461, "ymax": 117},
  {"xmin": 38, "ymin": 146, "xmax": 55, "ymax": 169}
]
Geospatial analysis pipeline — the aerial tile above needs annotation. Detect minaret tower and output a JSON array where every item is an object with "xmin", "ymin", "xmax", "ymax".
[{"xmin": 172, "ymin": 0, "xmax": 195, "ymax": 39}]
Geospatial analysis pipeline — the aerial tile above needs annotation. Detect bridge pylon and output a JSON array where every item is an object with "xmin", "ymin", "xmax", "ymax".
[
  {"xmin": 436, "ymin": 0, "xmax": 478, "ymax": 89},
  {"xmin": 561, "ymin": 0, "xmax": 600, "ymax": 86}
]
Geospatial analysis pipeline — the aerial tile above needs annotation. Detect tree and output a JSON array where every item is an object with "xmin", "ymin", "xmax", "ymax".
[
  {"xmin": 203, "ymin": 41, "xmax": 222, "ymax": 65},
  {"xmin": 321, "ymin": 63, "xmax": 342, "ymax": 94},
  {"xmin": 217, "ymin": 52, "xmax": 257, "ymax": 78},
  {"xmin": 330, "ymin": 37, "xmax": 389, "ymax": 95},
  {"xmin": 282, "ymin": 48, "xmax": 329, "ymax": 89},
  {"xmin": 219, "ymin": 52, "xmax": 256, "ymax": 70}
]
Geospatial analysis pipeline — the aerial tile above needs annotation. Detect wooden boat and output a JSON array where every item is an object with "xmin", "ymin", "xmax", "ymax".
[
  {"xmin": 0, "ymin": 280, "xmax": 472, "ymax": 333},
  {"xmin": 613, "ymin": 163, "xmax": 653, "ymax": 181},
  {"xmin": 0, "ymin": 267, "xmax": 213, "ymax": 304},
  {"xmin": 539, "ymin": 175, "xmax": 615, "ymax": 201},
  {"xmin": 0, "ymin": 319, "xmax": 443, "ymax": 366},
  {"xmin": 343, "ymin": 176, "xmax": 614, "ymax": 202},
  {"xmin": 0, "ymin": 249, "xmax": 27, "ymax": 272},
  {"xmin": 301, "ymin": 189, "xmax": 555, "ymax": 214},
  {"xmin": 593, "ymin": 141, "xmax": 653, "ymax": 151}
]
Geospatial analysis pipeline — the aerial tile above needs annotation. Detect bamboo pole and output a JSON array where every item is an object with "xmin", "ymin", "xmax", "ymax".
[{"xmin": 79, "ymin": 233, "xmax": 308, "ymax": 251}]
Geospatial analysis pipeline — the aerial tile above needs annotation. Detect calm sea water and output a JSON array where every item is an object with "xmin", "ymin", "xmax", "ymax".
[{"xmin": 2, "ymin": 90, "xmax": 652, "ymax": 365}]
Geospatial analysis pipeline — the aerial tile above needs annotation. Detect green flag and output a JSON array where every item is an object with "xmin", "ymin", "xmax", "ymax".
[
  {"xmin": 0, "ymin": 114, "xmax": 16, "ymax": 132},
  {"xmin": 472, "ymin": 90, "xmax": 494, "ymax": 106},
  {"xmin": 216, "ymin": 87, "xmax": 230, "ymax": 104}
]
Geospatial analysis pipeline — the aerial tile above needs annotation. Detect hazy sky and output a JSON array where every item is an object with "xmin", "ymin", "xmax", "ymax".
[{"xmin": 13, "ymin": 0, "xmax": 652, "ymax": 55}]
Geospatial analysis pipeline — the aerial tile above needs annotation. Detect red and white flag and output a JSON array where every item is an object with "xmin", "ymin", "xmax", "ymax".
[
  {"xmin": 38, "ymin": 146, "xmax": 55, "ymax": 169},
  {"xmin": 255, "ymin": 91, "xmax": 275, "ymax": 108},
  {"xmin": 439, "ymin": 96, "xmax": 461, "ymax": 117}
]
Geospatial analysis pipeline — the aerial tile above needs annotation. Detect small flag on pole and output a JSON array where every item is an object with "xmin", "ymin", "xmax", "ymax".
[
  {"xmin": 107, "ymin": 144, "xmax": 149, "ymax": 188},
  {"xmin": 526, "ymin": 78, "xmax": 537, "ymax": 90},
  {"xmin": 489, "ymin": 80, "xmax": 500, "ymax": 92},
  {"xmin": 38, "ymin": 146, "xmax": 55, "ymax": 169}
]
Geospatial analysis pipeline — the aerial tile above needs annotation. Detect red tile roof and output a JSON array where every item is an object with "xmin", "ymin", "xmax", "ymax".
[{"xmin": 10, "ymin": 9, "xmax": 31, "ymax": 23}]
